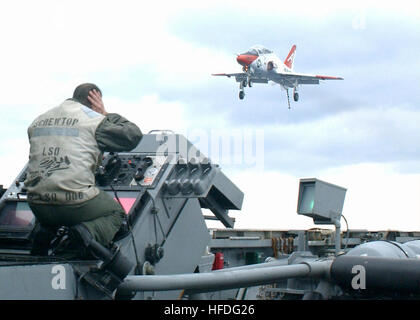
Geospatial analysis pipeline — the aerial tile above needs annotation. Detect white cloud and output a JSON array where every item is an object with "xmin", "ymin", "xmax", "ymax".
[
  {"xmin": 261, "ymin": 105, "xmax": 420, "ymax": 166},
  {"xmin": 0, "ymin": 138, "xmax": 29, "ymax": 187},
  {"xmin": 104, "ymin": 94, "xmax": 187, "ymax": 134},
  {"xmin": 225, "ymin": 169, "xmax": 315, "ymax": 230},
  {"xmin": 0, "ymin": 1, "xmax": 240, "ymax": 112},
  {"xmin": 206, "ymin": 163, "xmax": 420, "ymax": 231},
  {"xmin": 318, "ymin": 163, "xmax": 420, "ymax": 230}
]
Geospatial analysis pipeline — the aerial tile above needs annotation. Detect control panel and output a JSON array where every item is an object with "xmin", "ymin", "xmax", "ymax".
[{"xmin": 95, "ymin": 153, "xmax": 169, "ymax": 189}]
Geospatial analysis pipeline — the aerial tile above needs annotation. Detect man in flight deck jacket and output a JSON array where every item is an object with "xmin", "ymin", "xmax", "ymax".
[{"xmin": 24, "ymin": 83, "xmax": 142, "ymax": 254}]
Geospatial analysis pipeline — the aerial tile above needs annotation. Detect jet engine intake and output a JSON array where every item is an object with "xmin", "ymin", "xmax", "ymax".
[{"xmin": 267, "ymin": 61, "xmax": 277, "ymax": 71}]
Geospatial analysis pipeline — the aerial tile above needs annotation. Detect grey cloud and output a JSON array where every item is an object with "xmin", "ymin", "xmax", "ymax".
[{"xmin": 259, "ymin": 106, "xmax": 420, "ymax": 175}]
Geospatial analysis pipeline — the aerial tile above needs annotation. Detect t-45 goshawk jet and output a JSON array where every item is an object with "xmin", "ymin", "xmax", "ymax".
[{"xmin": 212, "ymin": 45, "xmax": 343, "ymax": 108}]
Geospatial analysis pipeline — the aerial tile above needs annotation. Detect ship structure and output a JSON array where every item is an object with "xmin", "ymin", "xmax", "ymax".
[{"xmin": 0, "ymin": 133, "xmax": 419, "ymax": 300}]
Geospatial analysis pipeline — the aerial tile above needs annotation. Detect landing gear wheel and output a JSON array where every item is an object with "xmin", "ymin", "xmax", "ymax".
[
  {"xmin": 239, "ymin": 91, "xmax": 245, "ymax": 100},
  {"xmin": 248, "ymin": 79, "xmax": 253, "ymax": 87},
  {"xmin": 242, "ymin": 80, "xmax": 247, "ymax": 88},
  {"xmin": 293, "ymin": 92, "xmax": 299, "ymax": 102}
]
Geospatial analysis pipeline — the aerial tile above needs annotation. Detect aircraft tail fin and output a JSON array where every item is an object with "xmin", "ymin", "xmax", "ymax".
[{"xmin": 284, "ymin": 44, "xmax": 296, "ymax": 70}]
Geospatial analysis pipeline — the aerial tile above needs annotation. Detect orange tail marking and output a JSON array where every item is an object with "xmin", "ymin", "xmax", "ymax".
[{"xmin": 284, "ymin": 45, "xmax": 297, "ymax": 69}]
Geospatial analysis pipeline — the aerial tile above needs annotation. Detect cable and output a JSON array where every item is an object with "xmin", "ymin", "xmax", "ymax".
[
  {"xmin": 341, "ymin": 214, "xmax": 350, "ymax": 249},
  {"xmin": 75, "ymin": 270, "xmax": 89, "ymax": 300},
  {"xmin": 110, "ymin": 180, "xmax": 142, "ymax": 275},
  {"xmin": 153, "ymin": 206, "xmax": 158, "ymax": 244},
  {"xmin": 148, "ymin": 191, "xmax": 166, "ymax": 244},
  {"xmin": 126, "ymin": 219, "xmax": 142, "ymax": 275},
  {"xmin": 271, "ymin": 237, "xmax": 278, "ymax": 258},
  {"xmin": 146, "ymin": 191, "xmax": 159, "ymax": 244}
]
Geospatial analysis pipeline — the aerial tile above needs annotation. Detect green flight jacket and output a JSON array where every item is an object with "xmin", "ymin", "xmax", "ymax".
[{"xmin": 25, "ymin": 99, "xmax": 142, "ymax": 205}]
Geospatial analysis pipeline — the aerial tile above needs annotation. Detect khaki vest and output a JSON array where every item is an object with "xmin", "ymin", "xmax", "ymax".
[{"xmin": 25, "ymin": 100, "xmax": 105, "ymax": 205}]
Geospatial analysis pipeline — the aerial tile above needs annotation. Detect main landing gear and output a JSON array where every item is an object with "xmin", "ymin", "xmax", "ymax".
[
  {"xmin": 293, "ymin": 87, "xmax": 299, "ymax": 102},
  {"xmin": 239, "ymin": 79, "xmax": 248, "ymax": 100},
  {"xmin": 286, "ymin": 87, "xmax": 299, "ymax": 109}
]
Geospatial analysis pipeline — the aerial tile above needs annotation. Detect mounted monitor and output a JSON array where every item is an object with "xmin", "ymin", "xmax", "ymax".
[{"xmin": 297, "ymin": 178, "xmax": 347, "ymax": 225}]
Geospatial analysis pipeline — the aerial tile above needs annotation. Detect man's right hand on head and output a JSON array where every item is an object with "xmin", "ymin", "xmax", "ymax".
[{"xmin": 88, "ymin": 89, "xmax": 108, "ymax": 116}]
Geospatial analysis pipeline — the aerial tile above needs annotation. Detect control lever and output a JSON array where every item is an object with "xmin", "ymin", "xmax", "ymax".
[
  {"xmin": 134, "ymin": 157, "xmax": 153, "ymax": 182},
  {"xmin": 96, "ymin": 153, "xmax": 122, "ymax": 186}
]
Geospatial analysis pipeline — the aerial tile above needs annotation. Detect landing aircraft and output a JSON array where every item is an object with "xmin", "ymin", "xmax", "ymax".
[{"xmin": 212, "ymin": 45, "xmax": 343, "ymax": 108}]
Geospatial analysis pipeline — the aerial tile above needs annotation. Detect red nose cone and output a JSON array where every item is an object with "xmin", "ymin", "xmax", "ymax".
[{"xmin": 236, "ymin": 54, "xmax": 258, "ymax": 66}]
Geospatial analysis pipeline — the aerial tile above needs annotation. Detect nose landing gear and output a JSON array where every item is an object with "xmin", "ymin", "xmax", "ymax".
[{"xmin": 239, "ymin": 79, "xmax": 247, "ymax": 100}]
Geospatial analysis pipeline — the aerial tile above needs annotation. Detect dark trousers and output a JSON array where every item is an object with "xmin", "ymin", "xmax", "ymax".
[{"xmin": 29, "ymin": 190, "xmax": 125, "ymax": 246}]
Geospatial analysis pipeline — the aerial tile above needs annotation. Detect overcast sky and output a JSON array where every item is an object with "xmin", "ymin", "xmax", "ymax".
[{"xmin": 0, "ymin": 0, "xmax": 419, "ymax": 231}]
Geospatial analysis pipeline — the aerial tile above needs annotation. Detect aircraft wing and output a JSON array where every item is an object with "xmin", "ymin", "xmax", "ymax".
[
  {"xmin": 212, "ymin": 73, "xmax": 269, "ymax": 83},
  {"xmin": 269, "ymin": 72, "xmax": 343, "ymax": 86}
]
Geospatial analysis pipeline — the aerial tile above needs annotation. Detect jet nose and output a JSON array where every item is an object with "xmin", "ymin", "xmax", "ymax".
[{"xmin": 236, "ymin": 54, "xmax": 258, "ymax": 66}]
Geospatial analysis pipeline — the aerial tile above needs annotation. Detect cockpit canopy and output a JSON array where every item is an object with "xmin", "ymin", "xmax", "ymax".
[{"xmin": 243, "ymin": 45, "xmax": 273, "ymax": 56}]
